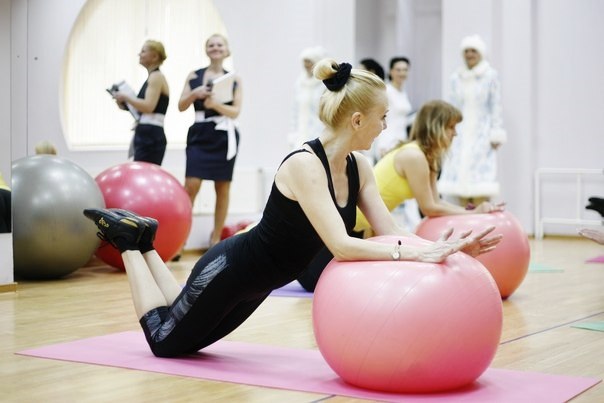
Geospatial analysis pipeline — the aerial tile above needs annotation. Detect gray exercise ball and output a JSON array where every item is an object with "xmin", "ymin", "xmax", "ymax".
[{"xmin": 12, "ymin": 155, "xmax": 105, "ymax": 280}]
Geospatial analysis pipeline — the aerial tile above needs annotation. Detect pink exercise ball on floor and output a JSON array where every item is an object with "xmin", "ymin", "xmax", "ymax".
[
  {"xmin": 94, "ymin": 162, "xmax": 192, "ymax": 269},
  {"xmin": 415, "ymin": 211, "xmax": 530, "ymax": 299},
  {"xmin": 313, "ymin": 235, "xmax": 502, "ymax": 393}
]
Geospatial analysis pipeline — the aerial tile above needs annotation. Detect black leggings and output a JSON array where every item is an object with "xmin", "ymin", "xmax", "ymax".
[
  {"xmin": 297, "ymin": 230, "xmax": 364, "ymax": 292},
  {"xmin": 140, "ymin": 236, "xmax": 272, "ymax": 357}
]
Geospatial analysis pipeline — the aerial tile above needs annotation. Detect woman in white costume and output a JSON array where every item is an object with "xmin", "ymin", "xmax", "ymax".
[
  {"xmin": 438, "ymin": 35, "xmax": 507, "ymax": 206},
  {"xmin": 372, "ymin": 57, "xmax": 413, "ymax": 161},
  {"xmin": 288, "ymin": 46, "xmax": 328, "ymax": 149}
]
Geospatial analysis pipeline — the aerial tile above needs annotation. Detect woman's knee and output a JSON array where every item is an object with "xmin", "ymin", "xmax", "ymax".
[
  {"xmin": 149, "ymin": 343, "xmax": 181, "ymax": 358},
  {"xmin": 185, "ymin": 178, "xmax": 202, "ymax": 199}
]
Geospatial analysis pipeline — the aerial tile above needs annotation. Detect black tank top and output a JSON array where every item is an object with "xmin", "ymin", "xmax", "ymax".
[
  {"xmin": 137, "ymin": 68, "xmax": 169, "ymax": 114},
  {"xmin": 189, "ymin": 68, "xmax": 236, "ymax": 118},
  {"xmin": 246, "ymin": 138, "xmax": 359, "ymax": 278}
]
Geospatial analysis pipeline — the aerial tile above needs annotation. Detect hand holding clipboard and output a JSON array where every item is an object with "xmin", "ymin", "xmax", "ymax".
[
  {"xmin": 207, "ymin": 72, "xmax": 235, "ymax": 104},
  {"xmin": 106, "ymin": 80, "xmax": 140, "ymax": 121}
]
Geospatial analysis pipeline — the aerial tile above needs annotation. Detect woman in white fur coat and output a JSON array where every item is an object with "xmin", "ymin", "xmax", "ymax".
[
  {"xmin": 288, "ymin": 46, "xmax": 328, "ymax": 149},
  {"xmin": 438, "ymin": 35, "xmax": 507, "ymax": 206}
]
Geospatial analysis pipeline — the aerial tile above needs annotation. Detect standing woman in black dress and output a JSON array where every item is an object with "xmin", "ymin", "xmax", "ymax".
[
  {"xmin": 178, "ymin": 34, "xmax": 243, "ymax": 248},
  {"xmin": 114, "ymin": 40, "xmax": 170, "ymax": 165}
]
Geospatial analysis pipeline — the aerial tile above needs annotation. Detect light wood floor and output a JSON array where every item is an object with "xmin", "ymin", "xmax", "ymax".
[{"xmin": 2, "ymin": 236, "xmax": 604, "ymax": 402}]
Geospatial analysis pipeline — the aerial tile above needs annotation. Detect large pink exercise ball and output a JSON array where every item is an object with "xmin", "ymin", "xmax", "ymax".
[
  {"xmin": 12, "ymin": 155, "xmax": 105, "ymax": 279},
  {"xmin": 94, "ymin": 162, "xmax": 192, "ymax": 269},
  {"xmin": 313, "ymin": 235, "xmax": 502, "ymax": 393},
  {"xmin": 415, "ymin": 211, "xmax": 530, "ymax": 299}
]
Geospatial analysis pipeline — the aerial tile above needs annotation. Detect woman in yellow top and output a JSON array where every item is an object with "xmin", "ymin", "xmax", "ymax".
[
  {"xmin": 298, "ymin": 99, "xmax": 504, "ymax": 291},
  {"xmin": 355, "ymin": 99, "xmax": 503, "ymax": 235}
]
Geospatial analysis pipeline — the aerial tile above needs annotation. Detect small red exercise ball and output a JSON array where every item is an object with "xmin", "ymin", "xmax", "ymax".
[
  {"xmin": 313, "ymin": 235, "xmax": 502, "ymax": 393},
  {"xmin": 94, "ymin": 162, "xmax": 192, "ymax": 269},
  {"xmin": 415, "ymin": 211, "xmax": 530, "ymax": 299}
]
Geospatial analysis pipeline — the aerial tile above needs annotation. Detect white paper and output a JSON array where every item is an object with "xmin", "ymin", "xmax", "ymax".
[
  {"xmin": 210, "ymin": 72, "xmax": 236, "ymax": 104},
  {"xmin": 107, "ymin": 80, "xmax": 140, "ymax": 121}
]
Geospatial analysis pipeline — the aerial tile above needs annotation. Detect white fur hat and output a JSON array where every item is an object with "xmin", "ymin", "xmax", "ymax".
[
  {"xmin": 460, "ymin": 34, "xmax": 487, "ymax": 56},
  {"xmin": 299, "ymin": 46, "xmax": 327, "ymax": 64}
]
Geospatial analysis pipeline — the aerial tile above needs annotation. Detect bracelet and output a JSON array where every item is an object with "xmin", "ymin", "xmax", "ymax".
[{"xmin": 391, "ymin": 240, "xmax": 402, "ymax": 261}]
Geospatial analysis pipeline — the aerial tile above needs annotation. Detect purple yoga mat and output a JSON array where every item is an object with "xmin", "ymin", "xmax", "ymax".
[
  {"xmin": 17, "ymin": 331, "xmax": 600, "ymax": 402},
  {"xmin": 269, "ymin": 281, "xmax": 313, "ymax": 298}
]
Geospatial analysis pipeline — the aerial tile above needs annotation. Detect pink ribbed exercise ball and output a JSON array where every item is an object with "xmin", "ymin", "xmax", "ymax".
[
  {"xmin": 415, "ymin": 211, "xmax": 530, "ymax": 298},
  {"xmin": 312, "ymin": 235, "xmax": 502, "ymax": 393}
]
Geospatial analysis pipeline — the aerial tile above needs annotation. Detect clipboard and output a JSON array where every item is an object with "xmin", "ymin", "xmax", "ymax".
[
  {"xmin": 107, "ymin": 80, "xmax": 140, "ymax": 121},
  {"xmin": 210, "ymin": 72, "xmax": 236, "ymax": 104}
]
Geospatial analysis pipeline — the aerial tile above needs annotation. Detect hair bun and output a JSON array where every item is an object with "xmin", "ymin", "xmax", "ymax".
[{"xmin": 322, "ymin": 62, "xmax": 352, "ymax": 91}]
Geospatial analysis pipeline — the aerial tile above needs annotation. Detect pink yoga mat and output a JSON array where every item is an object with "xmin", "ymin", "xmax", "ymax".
[
  {"xmin": 17, "ymin": 331, "xmax": 600, "ymax": 402},
  {"xmin": 586, "ymin": 255, "xmax": 604, "ymax": 263}
]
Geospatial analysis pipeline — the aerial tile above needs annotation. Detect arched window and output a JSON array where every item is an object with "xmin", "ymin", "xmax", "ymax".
[{"xmin": 62, "ymin": 0, "xmax": 232, "ymax": 150}]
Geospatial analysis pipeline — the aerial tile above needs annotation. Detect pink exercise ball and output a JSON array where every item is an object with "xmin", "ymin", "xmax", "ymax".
[
  {"xmin": 415, "ymin": 211, "xmax": 530, "ymax": 299},
  {"xmin": 94, "ymin": 162, "xmax": 192, "ymax": 269},
  {"xmin": 313, "ymin": 235, "xmax": 502, "ymax": 393}
]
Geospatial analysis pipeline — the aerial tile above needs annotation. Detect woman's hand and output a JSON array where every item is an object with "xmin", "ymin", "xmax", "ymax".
[
  {"xmin": 474, "ymin": 201, "xmax": 506, "ymax": 214},
  {"xmin": 457, "ymin": 226, "xmax": 503, "ymax": 257},
  {"xmin": 114, "ymin": 91, "xmax": 129, "ymax": 104},
  {"xmin": 579, "ymin": 228, "xmax": 604, "ymax": 245},
  {"xmin": 193, "ymin": 85, "xmax": 212, "ymax": 100},
  {"xmin": 417, "ymin": 226, "xmax": 503, "ymax": 262},
  {"xmin": 115, "ymin": 99, "xmax": 127, "ymax": 110},
  {"xmin": 203, "ymin": 94, "xmax": 218, "ymax": 110}
]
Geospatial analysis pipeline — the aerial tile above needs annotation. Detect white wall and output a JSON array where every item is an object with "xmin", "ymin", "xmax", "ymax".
[
  {"xmin": 532, "ymin": 0, "xmax": 604, "ymax": 233},
  {"xmin": 1, "ymin": 0, "xmax": 13, "ymax": 286},
  {"xmin": 354, "ymin": 0, "xmax": 441, "ymax": 109}
]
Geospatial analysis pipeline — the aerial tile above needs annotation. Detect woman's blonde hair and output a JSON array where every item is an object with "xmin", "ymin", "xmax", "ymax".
[
  {"xmin": 35, "ymin": 140, "xmax": 57, "ymax": 155},
  {"xmin": 409, "ymin": 100, "xmax": 462, "ymax": 173},
  {"xmin": 144, "ymin": 40, "xmax": 167, "ymax": 64},
  {"xmin": 313, "ymin": 59, "xmax": 386, "ymax": 129}
]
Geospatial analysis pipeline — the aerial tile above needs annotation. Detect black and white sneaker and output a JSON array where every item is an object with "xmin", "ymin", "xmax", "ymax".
[
  {"xmin": 83, "ymin": 208, "xmax": 146, "ymax": 252},
  {"xmin": 112, "ymin": 209, "xmax": 159, "ymax": 253}
]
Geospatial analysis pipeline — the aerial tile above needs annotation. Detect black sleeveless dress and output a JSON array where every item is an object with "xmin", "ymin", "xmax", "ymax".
[
  {"xmin": 133, "ymin": 68, "xmax": 169, "ymax": 165},
  {"xmin": 185, "ymin": 68, "xmax": 240, "ymax": 181}
]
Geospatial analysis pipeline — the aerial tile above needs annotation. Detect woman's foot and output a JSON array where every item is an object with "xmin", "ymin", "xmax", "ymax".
[
  {"xmin": 112, "ymin": 209, "xmax": 158, "ymax": 253},
  {"xmin": 83, "ymin": 208, "xmax": 146, "ymax": 252}
]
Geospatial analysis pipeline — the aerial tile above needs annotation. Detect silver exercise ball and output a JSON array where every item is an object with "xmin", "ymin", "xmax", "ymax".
[{"xmin": 12, "ymin": 155, "xmax": 105, "ymax": 280}]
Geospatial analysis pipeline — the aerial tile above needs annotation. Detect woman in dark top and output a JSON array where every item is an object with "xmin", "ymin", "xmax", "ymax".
[
  {"xmin": 114, "ymin": 39, "xmax": 170, "ymax": 165},
  {"xmin": 178, "ymin": 34, "xmax": 243, "ymax": 248},
  {"xmin": 85, "ymin": 59, "xmax": 501, "ymax": 358}
]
